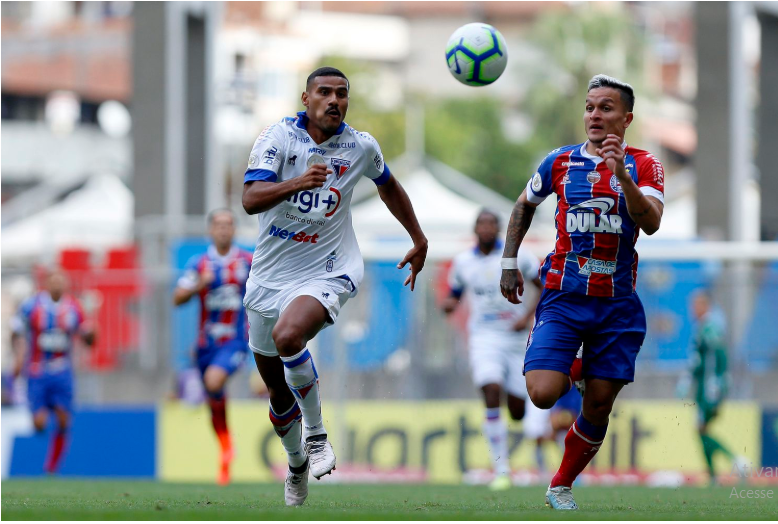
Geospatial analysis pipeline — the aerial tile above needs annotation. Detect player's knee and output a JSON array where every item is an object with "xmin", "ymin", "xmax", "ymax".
[
  {"xmin": 508, "ymin": 401, "xmax": 526, "ymax": 421},
  {"xmin": 582, "ymin": 399, "xmax": 614, "ymax": 424},
  {"xmin": 33, "ymin": 416, "xmax": 47, "ymax": 433},
  {"xmin": 527, "ymin": 385, "xmax": 557, "ymax": 410},
  {"xmin": 271, "ymin": 326, "xmax": 305, "ymax": 355},
  {"xmin": 203, "ymin": 368, "xmax": 227, "ymax": 393}
]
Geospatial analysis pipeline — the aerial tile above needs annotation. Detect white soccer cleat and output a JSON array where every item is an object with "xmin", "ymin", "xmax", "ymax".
[
  {"xmin": 284, "ymin": 461, "xmax": 309, "ymax": 507},
  {"xmin": 306, "ymin": 437, "xmax": 336, "ymax": 479},
  {"xmin": 545, "ymin": 485, "xmax": 579, "ymax": 510}
]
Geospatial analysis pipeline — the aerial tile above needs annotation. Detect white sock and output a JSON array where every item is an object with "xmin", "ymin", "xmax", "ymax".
[
  {"xmin": 483, "ymin": 407, "xmax": 510, "ymax": 476},
  {"xmin": 269, "ymin": 401, "xmax": 307, "ymax": 468},
  {"xmin": 280, "ymin": 348, "xmax": 326, "ymax": 439}
]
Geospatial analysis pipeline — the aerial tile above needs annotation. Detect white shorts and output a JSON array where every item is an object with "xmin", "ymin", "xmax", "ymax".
[
  {"xmin": 244, "ymin": 276, "xmax": 354, "ymax": 357},
  {"xmin": 522, "ymin": 401, "xmax": 552, "ymax": 440},
  {"xmin": 468, "ymin": 333, "xmax": 529, "ymax": 398}
]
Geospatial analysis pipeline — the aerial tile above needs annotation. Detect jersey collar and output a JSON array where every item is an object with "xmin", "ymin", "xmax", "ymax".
[
  {"xmin": 208, "ymin": 244, "xmax": 237, "ymax": 262},
  {"xmin": 580, "ymin": 139, "xmax": 628, "ymax": 164},
  {"xmin": 296, "ymin": 111, "xmax": 346, "ymax": 138},
  {"xmin": 472, "ymin": 239, "xmax": 504, "ymax": 256}
]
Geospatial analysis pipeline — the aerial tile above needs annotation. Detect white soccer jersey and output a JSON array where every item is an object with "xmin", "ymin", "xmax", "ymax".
[
  {"xmin": 449, "ymin": 242, "xmax": 539, "ymax": 338},
  {"xmin": 244, "ymin": 112, "xmax": 391, "ymax": 290}
]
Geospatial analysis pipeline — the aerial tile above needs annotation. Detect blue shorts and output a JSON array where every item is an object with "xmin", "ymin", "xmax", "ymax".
[
  {"xmin": 196, "ymin": 340, "xmax": 247, "ymax": 378},
  {"xmin": 28, "ymin": 371, "xmax": 73, "ymax": 414},
  {"xmin": 524, "ymin": 289, "xmax": 647, "ymax": 383},
  {"xmin": 552, "ymin": 386, "xmax": 583, "ymax": 414}
]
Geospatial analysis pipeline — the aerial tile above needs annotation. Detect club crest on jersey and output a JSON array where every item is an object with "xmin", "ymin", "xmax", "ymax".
[
  {"xmin": 610, "ymin": 175, "xmax": 623, "ymax": 193},
  {"xmin": 566, "ymin": 197, "xmax": 623, "ymax": 234},
  {"xmin": 531, "ymin": 172, "xmax": 542, "ymax": 192},
  {"xmin": 586, "ymin": 171, "xmax": 601, "ymax": 184},
  {"xmin": 331, "ymin": 158, "xmax": 352, "ymax": 179}
]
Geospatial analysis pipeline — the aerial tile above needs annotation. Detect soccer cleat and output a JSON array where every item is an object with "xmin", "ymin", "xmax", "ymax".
[
  {"xmin": 305, "ymin": 436, "xmax": 336, "ymax": 479},
  {"xmin": 545, "ymin": 485, "xmax": 579, "ymax": 510},
  {"xmin": 488, "ymin": 474, "xmax": 512, "ymax": 491},
  {"xmin": 217, "ymin": 447, "xmax": 234, "ymax": 486},
  {"xmin": 284, "ymin": 460, "xmax": 309, "ymax": 507}
]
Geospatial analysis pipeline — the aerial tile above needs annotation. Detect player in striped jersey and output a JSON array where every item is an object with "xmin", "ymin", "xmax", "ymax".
[
  {"xmin": 173, "ymin": 209, "xmax": 253, "ymax": 485},
  {"xmin": 499, "ymin": 75, "xmax": 664, "ymax": 509},
  {"xmin": 10, "ymin": 268, "xmax": 95, "ymax": 474}
]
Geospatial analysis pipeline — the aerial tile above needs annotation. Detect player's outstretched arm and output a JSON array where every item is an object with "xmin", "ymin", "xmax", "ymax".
[
  {"xmin": 376, "ymin": 176, "xmax": 428, "ymax": 291},
  {"xmin": 242, "ymin": 164, "xmax": 332, "ymax": 215},
  {"xmin": 500, "ymin": 190, "xmax": 538, "ymax": 304}
]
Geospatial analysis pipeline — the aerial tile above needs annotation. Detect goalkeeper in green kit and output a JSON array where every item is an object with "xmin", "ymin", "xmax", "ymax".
[{"xmin": 677, "ymin": 290, "xmax": 744, "ymax": 484}]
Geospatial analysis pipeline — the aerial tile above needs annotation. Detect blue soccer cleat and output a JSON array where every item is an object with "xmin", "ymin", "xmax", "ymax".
[{"xmin": 545, "ymin": 485, "xmax": 579, "ymax": 510}]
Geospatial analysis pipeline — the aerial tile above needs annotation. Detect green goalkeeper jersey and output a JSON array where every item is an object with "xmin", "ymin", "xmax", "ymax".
[{"xmin": 689, "ymin": 312, "xmax": 729, "ymax": 408}]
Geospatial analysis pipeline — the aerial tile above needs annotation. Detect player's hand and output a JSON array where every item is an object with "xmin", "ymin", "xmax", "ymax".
[
  {"xmin": 198, "ymin": 265, "xmax": 215, "ymax": 290},
  {"xmin": 297, "ymin": 164, "xmax": 332, "ymax": 191},
  {"xmin": 500, "ymin": 268, "xmax": 525, "ymax": 304},
  {"xmin": 398, "ymin": 240, "xmax": 428, "ymax": 291},
  {"xmin": 596, "ymin": 134, "xmax": 627, "ymax": 179},
  {"xmin": 12, "ymin": 358, "xmax": 23, "ymax": 378}
]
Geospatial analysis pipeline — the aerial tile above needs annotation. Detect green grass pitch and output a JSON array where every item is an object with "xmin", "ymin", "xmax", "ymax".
[{"xmin": 2, "ymin": 480, "xmax": 776, "ymax": 520}]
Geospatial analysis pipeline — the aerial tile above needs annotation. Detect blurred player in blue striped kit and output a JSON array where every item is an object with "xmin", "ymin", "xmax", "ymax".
[
  {"xmin": 173, "ymin": 209, "xmax": 253, "ymax": 485},
  {"xmin": 242, "ymin": 67, "xmax": 427, "ymax": 506},
  {"xmin": 500, "ymin": 75, "xmax": 664, "ymax": 509},
  {"xmin": 10, "ymin": 268, "xmax": 95, "ymax": 474},
  {"xmin": 442, "ymin": 209, "xmax": 547, "ymax": 490}
]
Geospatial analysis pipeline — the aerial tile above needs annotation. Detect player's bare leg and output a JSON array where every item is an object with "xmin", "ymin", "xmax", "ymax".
[
  {"xmin": 546, "ymin": 378, "xmax": 623, "ymax": 510},
  {"xmin": 44, "ymin": 407, "xmax": 70, "ymax": 475},
  {"xmin": 480, "ymin": 384, "xmax": 511, "ymax": 490},
  {"xmin": 525, "ymin": 369, "xmax": 571, "ymax": 409},
  {"xmin": 272, "ymin": 296, "xmax": 336, "ymax": 479},
  {"xmin": 203, "ymin": 365, "xmax": 233, "ymax": 485}
]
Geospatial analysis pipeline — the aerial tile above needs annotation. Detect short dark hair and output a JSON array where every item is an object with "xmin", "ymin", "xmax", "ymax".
[
  {"xmin": 306, "ymin": 66, "xmax": 349, "ymax": 92},
  {"xmin": 207, "ymin": 208, "xmax": 235, "ymax": 225},
  {"xmin": 587, "ymin": 74, "xmax": 635, "ymax": 112},
  {"xmin": 476, "ymin": 208, "xmax": 501, "ymax": 227}
]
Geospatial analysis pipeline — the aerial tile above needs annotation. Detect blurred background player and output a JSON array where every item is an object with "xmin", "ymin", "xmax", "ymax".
[
  {"xmin": 500, "ymin": 74, "xmax": 664, "ymax": 509},
  {"xmin": 172, "ymin": 209, "xmax": 253, "ymax": 485},
  {"xmin": 242, "ymin": 67, "xmax": 427, "ymax": 506},
  {"xmin": 10, "ymin": 268, "xmax": 95, "ymax": 474},
  {"xmin": 442, "ymin": 209, "xmax": 544, "ymax": 490},
  {"xmin": 677, "ymin": 290, "xmax": 744, "ymax": 485}
]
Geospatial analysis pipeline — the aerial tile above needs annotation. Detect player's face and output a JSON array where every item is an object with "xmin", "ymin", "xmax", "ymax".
[
  {"xmin": 46, "ymin": 271, "xmax": 68, "ymax": 300},
  {"xmin": 302, "ymin": 76, "xmax": 349, "ymax": 136},
  {"xmin": 474, "ymin": 214, "xmax": 499, "ymax": 245},
  {"xmin": 584, "ymin": 87, "xmax": 633, "ymax": 145},
  {"xmin": 691, "ymin": 293, "xmax": 710, "ymax": 321},
  {"xmin": 209, "ymin": 212, "xmax": 235, "ymax": 249}
]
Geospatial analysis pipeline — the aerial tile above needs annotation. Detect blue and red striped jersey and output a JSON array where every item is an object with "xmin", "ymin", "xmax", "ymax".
[
  {"xmin": 178, "ymin": 245, "xmax": 253, "ymax": 349},
  {"xmin": 11, "ymin": 292, "xmax": 87, "ymax": 377},
  {"xmin": 526, "ymin": 141, "xmax": 665, "ymax": 297}
]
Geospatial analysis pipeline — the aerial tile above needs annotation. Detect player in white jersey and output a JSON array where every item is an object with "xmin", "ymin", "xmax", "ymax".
[
  {"xmin": 442, "ymin": 210, "xmax": 545, "ymax": 490},
  {"xmin": 242, "ymin": 67, "xmax": 428, "ymax": 506}
]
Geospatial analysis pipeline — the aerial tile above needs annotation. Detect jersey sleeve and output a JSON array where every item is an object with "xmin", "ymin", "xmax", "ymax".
[
  {"xmin": 177, "ymin": 255, "xmax": 202, "ymax": 291},
  {"xmin": 447, "ymin": 257, "xmax": 465, "ymax": 298},
  {"xmin": 635, "ymin": 152, "xmax": 665, "ymax": 204},
  {"xmin": 358, "ymin": 131, "xmax": 391, "ymax": 186},
  {"xmin": 525, "ymin": 151, "xmax": 557, "ymax": 204},
  {"xmin": 517, "ymin": 248, "xmax": 540, "ymax": 281},
  {"xmin": 244, "ymin": 122, "xmax": 287, "ymax": 183}
]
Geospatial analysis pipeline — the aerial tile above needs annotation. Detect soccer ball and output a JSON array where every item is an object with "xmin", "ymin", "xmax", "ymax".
[{"xmin": 445, "ymin": 23, "xmax": 508, "ymax": 86}]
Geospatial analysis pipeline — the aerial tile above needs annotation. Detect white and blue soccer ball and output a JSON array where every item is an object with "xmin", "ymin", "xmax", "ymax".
[{"xmin": 445, "ymin": 23, "xmax": 508, "ymax": 86}]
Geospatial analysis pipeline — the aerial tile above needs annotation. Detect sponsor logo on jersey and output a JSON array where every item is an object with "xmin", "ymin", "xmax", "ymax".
[
  {"xmin": 566, "ymin": 253, "xmax": 617, "ymax": 276},
  {"xmin": 205, "ymin": 284, "xmax": 243, "ymax": 312},
  {"xmin": 289, "ymin": 131, "xmax": 310, "ymax": 143},
  {"xmin": 268, "ymin": 225, "xmax": 320, "ymax": 244},
  {"xmin": 286, "ymin": 187, "xmax": 341, "ymax": 217},
  {"xmin": 248, "ymin": 155, "xmax": 259, "ymax": 168},
  {"xmin": 373, "ymin": 153, "xmax": 383, "ymax": 171},
  {"xmin": 263, "ymin": 146, "xmax": 279, "ymax": 166},
  {"xmin": 586, "ymin": 171, "xmax": 601, "ymax": 184},
  {"xmin": 561, "ymin": 173, "xmax": 571, "ymax": 185},
  {"xmin": 308, "ymin": 147, "xmax": 326, "ymax": 155},
  {"xmin": 610, "ymin": 174, "xmax": 623, "ymax": 193},
  {"xmin": 531, "ymin": 172, "xmax": 542, "ymax": 192},
  {"xmin": 331, "ymin": 158, "xmax": 352, "ymax": 179},
  {"xmin": 37, "ymin": 330, "xmax": 69, "ymax": 352},
  {"xmin": 287, "ymin": 155, "xmax": 297, "ymax": 166},
  {"xmin": 562, "ymin": 161, "xmax": 585, "ymax": 167},
  {"xmin": 328, "ymin": 142, "xmax": 356, "ymax": 149},
  {"xmin": 566, "ymin": 197, "xmax": 623, "ymax": 234}
]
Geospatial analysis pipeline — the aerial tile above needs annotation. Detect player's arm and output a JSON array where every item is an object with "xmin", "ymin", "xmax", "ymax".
[
  {"xmin": 9, "ymin": 311, "xmax": 27, "ymax": 378},
  {"xmin": 173, "ymin": 261, "xmax": 215, "ymax": 306},
  {"xmin": 597, "ymin": 135, "xmax": 663, "ymax": 235},
  {"xmin": 377, "ymin": 176, "xmax": 428, "ymax": 291},
  {"xmin": 500, "ymin": 190, "xmax": 539, "ymax": 304},
  {"xmin": 242, "ymin": 164, "xmax": 331, "ymax": 215}
]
